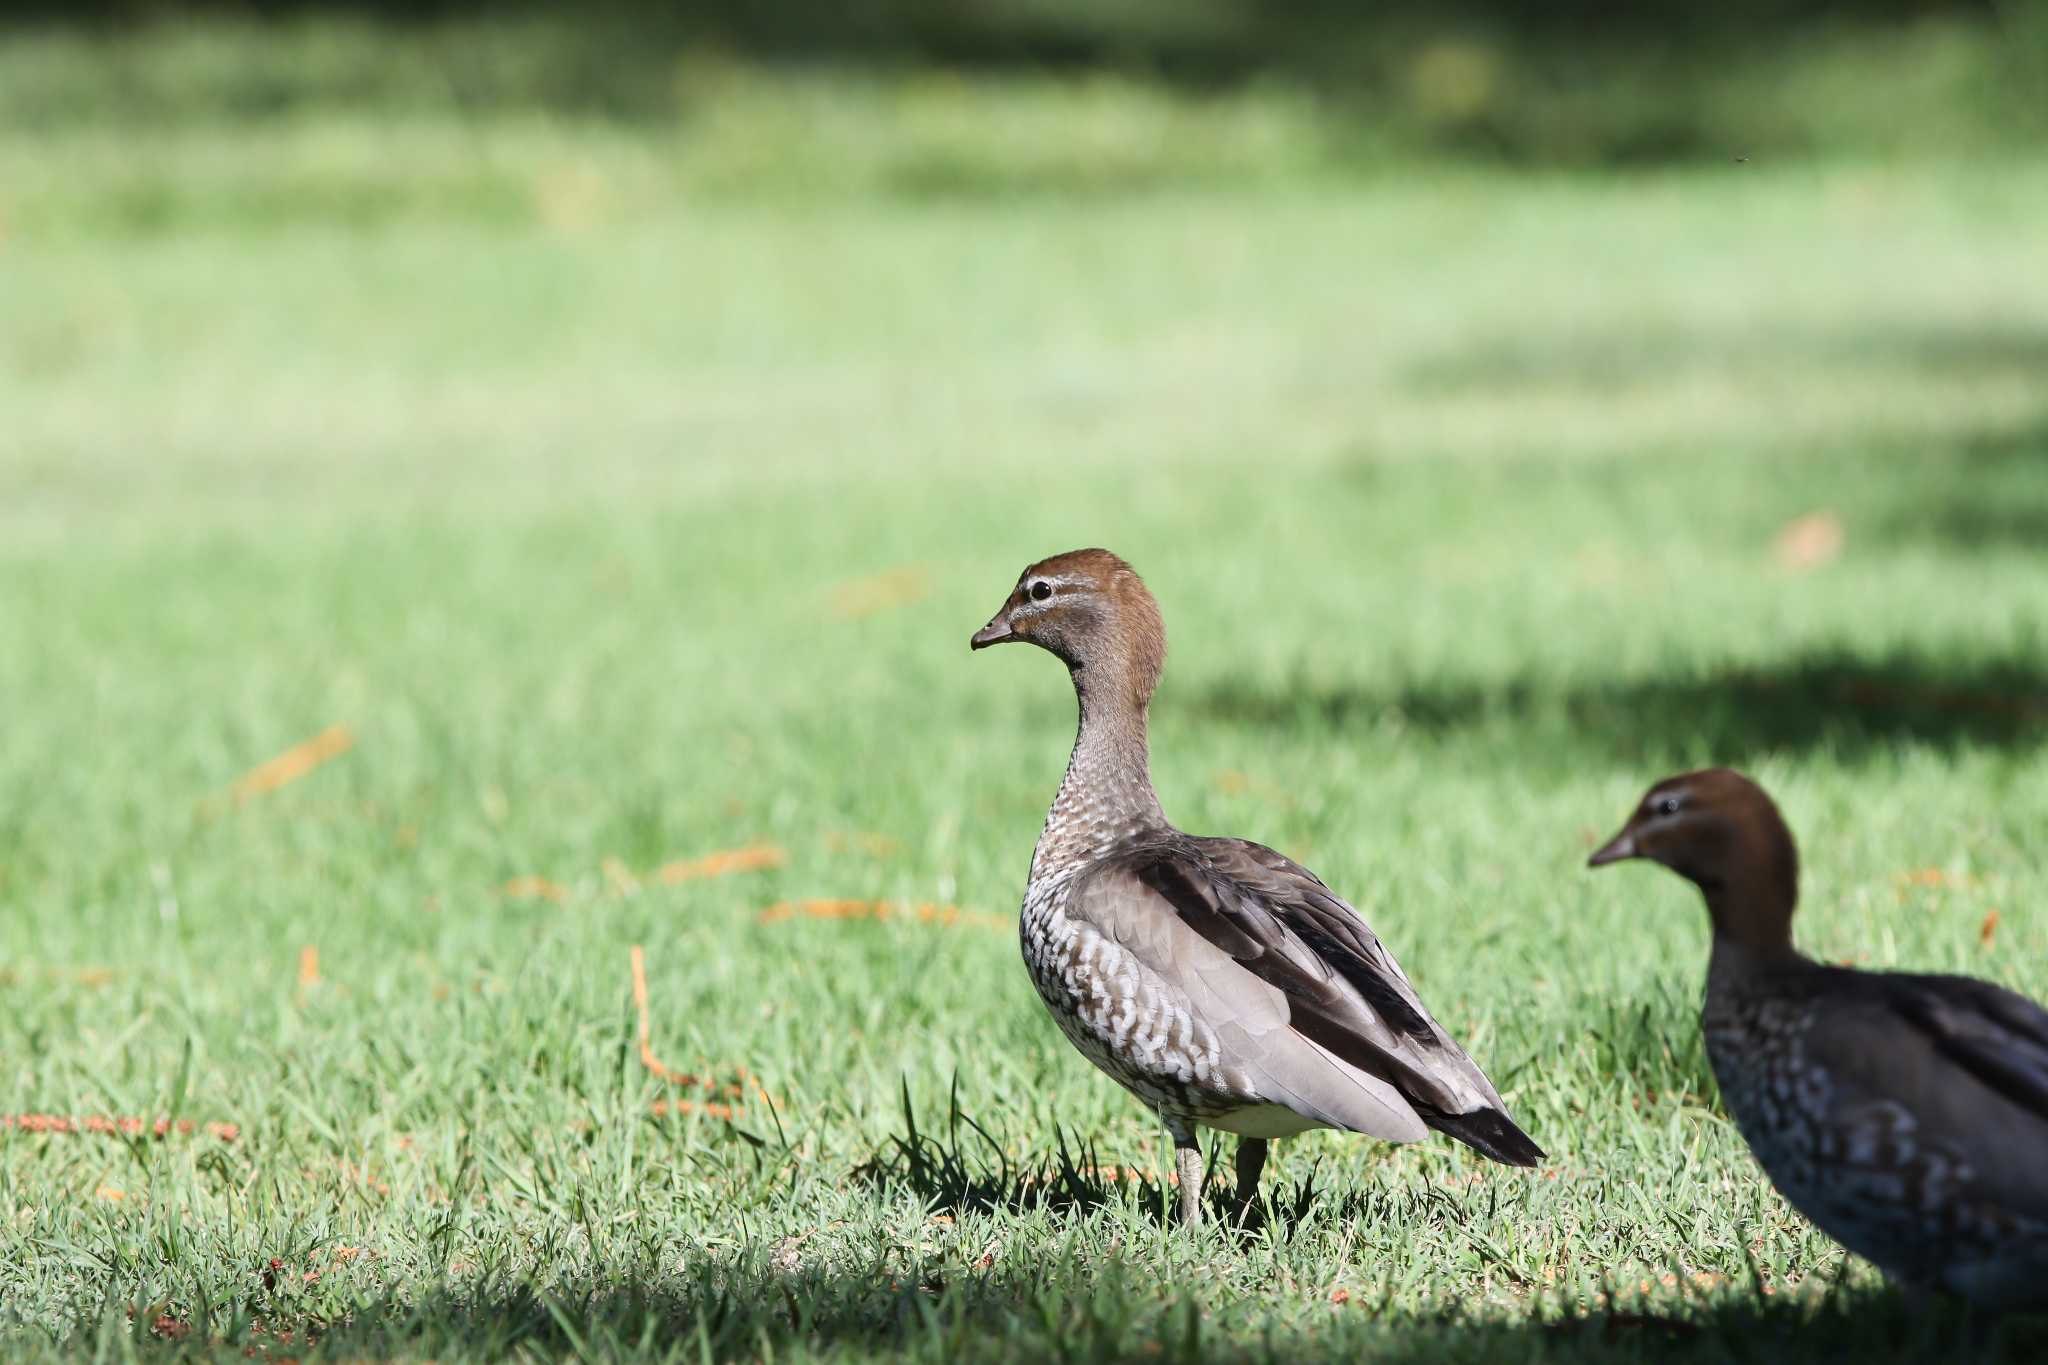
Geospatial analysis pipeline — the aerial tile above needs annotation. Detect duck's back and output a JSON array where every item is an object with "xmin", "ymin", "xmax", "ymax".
[
  {"xmin": 1705, "ymin": 963, "xmax": 2048, "ymax": 1306},
  {"xmin": 1022, "ymin": 832, "xmax": 1541, "ymax": 1161}
]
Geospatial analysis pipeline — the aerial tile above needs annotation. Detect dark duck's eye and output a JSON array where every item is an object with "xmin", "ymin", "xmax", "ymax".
[
  {"xmin": 1030, "ymin": 581, "xmax": 1052, "ymax": 602},
  {"xmin": 1653, "ymin": 795, "xmax": 1682, "ymax": 817}
]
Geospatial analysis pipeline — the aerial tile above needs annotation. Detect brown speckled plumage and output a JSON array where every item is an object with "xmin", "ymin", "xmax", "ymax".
[
  {"xmin": 1592, "ymin": 768, "xmax": 2048, "ymax": 1310},
  {"xmin": 973, "ymin": 549, "xmax": 1542, "ymax": 1225}
]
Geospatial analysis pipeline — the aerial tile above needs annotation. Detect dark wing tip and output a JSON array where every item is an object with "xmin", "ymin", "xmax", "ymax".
[
  {"xmin": 1426, "ymin": 1107, "xmax": 1546, "ymax": 1168},
  {"xmin": 1889, "ymin": 973, "xmax": 2048, "ymax": 1123}
]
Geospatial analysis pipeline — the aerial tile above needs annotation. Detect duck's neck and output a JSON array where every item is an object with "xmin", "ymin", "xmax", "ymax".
[
  {"xmin": 1702, "ymin": 867, "xmax": 1811, "ymax": 990},
  {"xmin": 1031, "ymin": 663, "xmax": 1168, "ymax": 881}
]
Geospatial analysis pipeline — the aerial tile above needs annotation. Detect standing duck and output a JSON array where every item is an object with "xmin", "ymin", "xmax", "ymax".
[
  {"xmin": 1590, "ymin": 768, "xmax": 2048, "ymax": 1310},
  {"xmin": 971, "ymin": 548, "xmax": 1542, "ymax": 1226}
]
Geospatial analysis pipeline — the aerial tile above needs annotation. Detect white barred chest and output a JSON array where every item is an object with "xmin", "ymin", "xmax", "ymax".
[{"xmin": 1019, "ymin": 876, "xmax": 1253, "ymax": 1116}]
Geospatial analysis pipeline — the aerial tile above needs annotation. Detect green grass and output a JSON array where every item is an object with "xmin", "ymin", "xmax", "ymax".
[
  {"xmin": 3, "ymin": 8, "xmax": 2047, "ymax": 238},
  {"xmin": 4, "ymin": 52, "xmax": 2048, "ymax": 1360}
]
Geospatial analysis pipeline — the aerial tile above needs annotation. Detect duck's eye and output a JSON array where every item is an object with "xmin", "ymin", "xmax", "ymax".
[
  {"xmin": 1030, "ymin": 581, "xmax": 1052, "ymax": 602},
  {"xmin": 1654, "ymin": 795, "xmax": 1682, "ymax": 817}
]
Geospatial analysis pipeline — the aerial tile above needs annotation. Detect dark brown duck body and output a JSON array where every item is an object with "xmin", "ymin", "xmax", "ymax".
[
  {"xmin": 975, "ymin": 549, "xmax": 1542, "ymax": 1225},
  {"xmin": 1592, "ymin": 769, "xmax": 2048, "ymax": 1309}
]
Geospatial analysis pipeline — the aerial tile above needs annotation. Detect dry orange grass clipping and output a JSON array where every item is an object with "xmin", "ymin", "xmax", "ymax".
[
  {"xmin": 657, "ymin": 845, "xmax": 786, "ymax": 883},
  {"xmin": 758, "ymin": 899, "xmax": 1006, "ymax": 930},
  {"xmin": 1772, "ymin": 511, "xmax": 1844, "ymax": 572},
  {"xmin": 829, "ymin": 566, "xmax": 931, "ymax": 620},
  {"xmin": 501, "ymin": 845, "xmax": 784, "ymax": 904},
  {"xmin": 2, "ymin": 1114, "xmax": 240, "ymax": 1142},
  {"xmin": 501, "ymin": 876, "xmax": 569, "ymax": 903},
  {"xmin": 628, "ymin": 946, "xmax": 771, "ymax": 1117},
  {"xmin": 232, "ymin": 725, "xmax": 354, "ymax": 802}
]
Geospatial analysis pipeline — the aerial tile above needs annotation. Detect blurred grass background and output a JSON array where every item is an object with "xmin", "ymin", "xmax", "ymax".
[
  {"xmin": 3, "ymin": 2, "xmax": 2048, "ymax": 1361},
  {"xmin": 2, "ymin": 3, "xmax": 2046, "ymax": 235}
]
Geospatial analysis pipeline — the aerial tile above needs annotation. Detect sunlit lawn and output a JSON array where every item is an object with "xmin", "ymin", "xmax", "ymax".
[{"xmin": 3, "ymin": 79, "xmax": 2047, "ymax": 1361}]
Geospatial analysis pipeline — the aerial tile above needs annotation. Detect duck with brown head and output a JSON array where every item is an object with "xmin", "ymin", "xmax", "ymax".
[
  {"xmin": 973, "ymin": 550, "xmax": 1169, "ymax": 880},
  {"xmin": 1589, "ymin": 768, "xmax": 1804, "ymax": 975},
  {"xmin": 1591, "ymin": 769, "xmax": 2048, "ymax": 1312},
  {"xmin": 974, "ymin": 548, "xmax": 1543, "ymax": 1227}
]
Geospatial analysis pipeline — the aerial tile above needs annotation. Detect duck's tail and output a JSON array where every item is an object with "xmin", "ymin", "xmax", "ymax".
[{"xmin": 1425, "ymin": 1106, "xmax": 1545, "ymax": 1167}]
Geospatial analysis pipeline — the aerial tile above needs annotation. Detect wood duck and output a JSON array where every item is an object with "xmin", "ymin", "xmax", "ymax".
[
  {"xmin": 972, "ymin": 548, "xmax": 1542, "ymax": 1226},
  {"xmin": 1591, "ymin": 768, "xmax": 2048, "ymax": 1310}
]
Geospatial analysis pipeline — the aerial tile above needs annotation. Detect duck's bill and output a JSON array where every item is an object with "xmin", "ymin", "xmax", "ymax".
[
  {"xmin": 970, "ymin": 618, "xmax": 1015, "ymax": 649},
  {"xmin": 1586, "ymin": 830, "xmax": 1637, "ymax": 867}
]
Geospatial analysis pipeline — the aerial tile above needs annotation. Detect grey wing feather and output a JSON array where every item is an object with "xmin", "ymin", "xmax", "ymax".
[
  {"xmin": 1070, "ymin": 857, "xmax": 1427, "ymax": 1141},
  {"xmin": 1069, "ymin": 836, "xmax": 1538, "ymax": 1160},
  {"xmin": 1188, "ymin": 839, "xmax": 1510, "ymax": 1113},
  {"xmin": 1202, "ymin": 840, "xmax": 1489, "ymax": 1075}
]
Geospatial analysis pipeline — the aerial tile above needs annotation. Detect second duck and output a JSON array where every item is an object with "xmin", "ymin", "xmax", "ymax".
[{"xmin": 971, "ymin": 548, "xmax": 1542, "ymax": 1226}]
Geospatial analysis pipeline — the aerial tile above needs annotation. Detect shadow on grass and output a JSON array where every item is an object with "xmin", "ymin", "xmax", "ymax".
[
  {"xmin": 1405, "ymin": 325, "xmax": 2048, "ymax": 396},
  {"xmin": 857, "ymin": 1079, "xmax": 1601, "ymax": 1244},
  {"xmin": 57, "ymin": 1247, "xmax": 2047, "ymax": 1364},
  {"xmin": 34, "ymin": 1083, "xmax": 2040, "ymax": 1363},
  {"xmin": 1873, "ymin": 421, "xmax": 2048, "ymax": 553},
  {"xmin": 854, "ymin": 1079, "xmax": 1399, "ymax": 1236},
  {"xmin": 1190, "ymin": 647, "xmax": 2048, "ymax": 765},
  {"xmin": 855, "ymin": 1079, "xmax": 1128, "ymax": 1220}
]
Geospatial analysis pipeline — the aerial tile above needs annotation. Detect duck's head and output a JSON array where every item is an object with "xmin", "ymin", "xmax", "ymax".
[
  {"xmin": 971, "ymin": 548, "xmax": 1166, "ymax": 707},
  {"xmin": 1588, "ymin": 767, "xmax": 1800, "ymax": 949}
]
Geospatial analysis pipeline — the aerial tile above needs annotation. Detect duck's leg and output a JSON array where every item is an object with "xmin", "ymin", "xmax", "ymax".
[
  {"xmin": 1234, "ymin": 1136, "xmax": 1269, "ymax": 1213},
  {"xmin": 1165, "ymin": 1116, "xmax": 1203, "ymax": 1227}
]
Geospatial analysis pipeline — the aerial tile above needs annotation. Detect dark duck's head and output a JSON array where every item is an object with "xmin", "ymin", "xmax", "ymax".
[{"xmin": 1589, "ymin": 767, "xmax": 1803, "ymax": 961}]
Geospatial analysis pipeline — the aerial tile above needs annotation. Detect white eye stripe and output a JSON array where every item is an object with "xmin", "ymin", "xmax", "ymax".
[{"xmin": 1016, "ymin": 574, "xmax": 1084, "ymax": 607}]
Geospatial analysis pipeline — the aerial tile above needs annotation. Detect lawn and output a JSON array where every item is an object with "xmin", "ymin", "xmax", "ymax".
[{"xmin": 4, "ymin": 44, "xmax": 2048, "ymax": 1360}]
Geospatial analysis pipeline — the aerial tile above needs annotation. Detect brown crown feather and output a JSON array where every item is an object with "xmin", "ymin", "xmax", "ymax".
[
  {"xmin": 1621, "ymin": 767, "xmax": 1803, "ymax": 954},
  {"xmin": 1022, "ymin": 548, "xmax": 1167, "ymax": 709}
]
